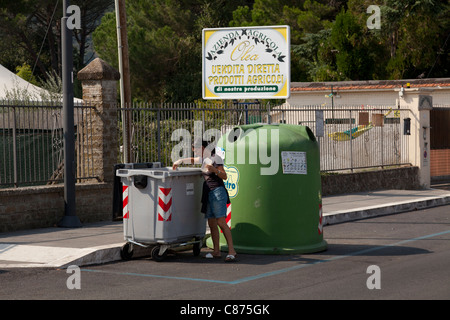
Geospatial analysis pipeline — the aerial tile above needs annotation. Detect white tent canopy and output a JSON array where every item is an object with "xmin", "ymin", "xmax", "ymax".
[{"xmin": 0, "ymin": 63, "xmax": 82, "ymax": 102}]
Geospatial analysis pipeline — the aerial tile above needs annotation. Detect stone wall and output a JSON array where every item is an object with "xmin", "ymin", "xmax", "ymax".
[
  {"xmin": 0, "ymin": 183, "xmax": 112, "ymax": 232},
  {"xmin": 321, "ymin": 166, "xmax": 420, "ymax": 196}
]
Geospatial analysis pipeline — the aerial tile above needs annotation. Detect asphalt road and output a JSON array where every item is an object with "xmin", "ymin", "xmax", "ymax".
[{"xmin": 1, "ymin": 205, "xmax": 449, "ymax": 305}]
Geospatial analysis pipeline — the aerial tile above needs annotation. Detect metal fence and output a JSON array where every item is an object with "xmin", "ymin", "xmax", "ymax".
[
  {"xmin": 0, "ymin": 101, "xmax": 96, "ymax": 188},
  {"xmin": 0, "ymin": 101, "xmax": 411, "ymax": 188},
  {"xmin": 118, "ymin": 102, "xmax": 412, "ymax": 172}
]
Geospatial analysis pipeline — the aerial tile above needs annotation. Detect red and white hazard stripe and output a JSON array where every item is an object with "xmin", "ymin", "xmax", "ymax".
[
  {"xmin": 226, "ymin": 203, "xmax": 231, "ymax": 228},
  {"xmin": 158, "ymin": 187, "xmax": 172, "ymax": 221},
  {"xmin": 221, "ymin": 203, "xmax": 232, "ymax": 233},
  {"xmin": 122, "ymin": 185, "xmax": 129, "ymax": 219}
]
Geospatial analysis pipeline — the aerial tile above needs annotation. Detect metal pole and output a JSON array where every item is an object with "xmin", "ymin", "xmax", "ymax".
[
  {"xmin": 115, "ymin": 0, "xmax": 132, "ymax": 163},
  {"xmin": 115, "ymin": 0, "xmax": 127, "ymax": 163},
  {"xmin": 12, "ymin": 107, "xmax": 18, "ymax": 188},
  {"xmin": 245, "ymin": 103, "xmax": 249, "ymax": 124},
  {"xmin": 59, "ymin": 0, "xmax": 81, "ymax": 228},
  {"xmin": 157, "ymin": 108, "xmax": 161, "ymax": 163},
  {"xmin": 331, "ymin": 85, "xmax": 334, "ymax": 121},
  {"xmin": 349, "ymin": 110, "xmax": 353, "ymax": 172}
]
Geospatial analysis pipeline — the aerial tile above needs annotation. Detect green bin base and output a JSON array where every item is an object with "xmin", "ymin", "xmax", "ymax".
[{"xmin": 206, "ymin": 237, "xmax": 327, "ymax": 255}]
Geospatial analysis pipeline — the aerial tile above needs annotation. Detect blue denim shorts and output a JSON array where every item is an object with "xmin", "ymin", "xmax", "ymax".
[{"xmin": 205, "ymin": 186, "xmax": 228, "ymax": 219}]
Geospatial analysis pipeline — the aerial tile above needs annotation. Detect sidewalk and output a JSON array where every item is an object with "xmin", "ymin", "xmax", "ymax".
[{"xmin": 1, "ymin": 188, "xmax": 450, "ymax": 268}]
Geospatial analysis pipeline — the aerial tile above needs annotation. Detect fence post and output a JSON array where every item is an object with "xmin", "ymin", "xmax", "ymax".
[
  {"xmin": 77, "ymin": 58, "xmax": 120, "ymax": 183},
  {"xmin": 157, "ymin": 107, "xmax": 161, "ymax": 163},
  {"xmin": 12, "ymin": 106, "xmax": 18, "ymax": 187},
  {"xmin": 381, "ymin": 109, "xmax": 384, "ymax": 168},
  {"xmin": 349, "ymin": 110, "xmax": 353, "ymax": 171}
]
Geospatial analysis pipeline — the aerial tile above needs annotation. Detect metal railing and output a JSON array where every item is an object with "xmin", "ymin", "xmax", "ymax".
[
  {"xmin": 118, "ymin": 102, "xmax": 411, "ymax": 172},
  {"xmin": 275, "ymin": 104, "xmax": 411, "ymax": 172},
  {"xmin": 0, "ymin": 100, "xmax": 411, "ymax": 188},
  {"xmin": 0, "ymin": 101, "xmax": 97, "ymax": 188}
]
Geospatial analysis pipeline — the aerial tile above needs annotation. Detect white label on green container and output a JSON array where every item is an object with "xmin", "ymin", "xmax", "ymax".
[
  {"xmin": 223, "ymin": 165, "xmax": 239, "ymax": 198},
  {"xmin": 281, "ymin": 151, "xmax": 307, "ymax": 175}
]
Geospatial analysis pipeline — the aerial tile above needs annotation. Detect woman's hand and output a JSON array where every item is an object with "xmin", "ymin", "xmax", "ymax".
[
  {"xmin": 172, "ymin": 159, "xmax": 182, "ymax": 170},
  {"xmin": 206, "ymin": 165, "xmax": 227, "ymax": 180}
]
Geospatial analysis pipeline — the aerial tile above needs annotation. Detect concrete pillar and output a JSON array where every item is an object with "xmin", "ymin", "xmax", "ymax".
[
  {"xmin": 77, "ymin": 58, "xmax": 120, "ymax": 183},
  {"xmin": 400, "ymin": 90, "xmax": 433, "ymax": 188}
]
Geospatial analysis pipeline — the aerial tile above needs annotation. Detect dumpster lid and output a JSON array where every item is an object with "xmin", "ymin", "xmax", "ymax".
[{"xmin": 116, "ymin": 167, "xmax": 202, "ymax": 179}]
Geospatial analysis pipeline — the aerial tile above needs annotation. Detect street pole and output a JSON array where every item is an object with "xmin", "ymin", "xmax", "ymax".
[
  {"xmin": 115, "ymin": 0, "xmax": 132, "ymax": 163},
  {"xmin": 58, "ymin": 0, "xmax": 81, "ymax": 228}
]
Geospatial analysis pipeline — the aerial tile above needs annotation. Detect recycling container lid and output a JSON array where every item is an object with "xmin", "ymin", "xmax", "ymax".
[{"xmin": 116, "ymin": 167, "xmax": 202, "ymax": 179}]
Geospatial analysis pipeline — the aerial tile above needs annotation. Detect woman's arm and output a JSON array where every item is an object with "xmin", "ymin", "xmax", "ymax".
[
  {"xmin": 172, "ymin": 157, "xmax": 201, "ymax": 170},
  {"xmin": 206, "ymin": 164, "xmax": 227, "ymax": 180}
]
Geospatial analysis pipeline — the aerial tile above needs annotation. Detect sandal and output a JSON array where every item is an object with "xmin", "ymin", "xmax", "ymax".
[
  {"xmin": 205, "ymin": 253, "xmax": 221, "ymax": 259},
  {"xmin": 225, "ymin": 254, "xmax": 237, "ymax": 262}
]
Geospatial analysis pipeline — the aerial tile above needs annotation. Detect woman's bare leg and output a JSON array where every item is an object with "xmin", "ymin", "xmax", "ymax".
[{"xmin": 216, "ymin": 217, "xmax": 236, "ymax": 256}]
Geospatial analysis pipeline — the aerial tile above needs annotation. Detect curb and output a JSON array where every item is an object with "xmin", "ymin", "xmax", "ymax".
[
  {"xmin": 323, "ymin": 194, "xmax": 450, "ymax": 226},
  {"xmin": 55, "ymin": 243, "xmax": 124, "ymax": 269},
  {"xmin": 0, "ymin": 243, "xmax": 124, "ymax": 269}
]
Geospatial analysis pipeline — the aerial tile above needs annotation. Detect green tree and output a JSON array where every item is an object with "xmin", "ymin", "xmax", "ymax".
[
  {"xmin": 0, "ymin": 0, "xmax": 113, "ymax": 87},
  {"xmin": 383, "ymin": 0, "xmax": 449, "ymax": 78},
  {"xmin": 348, "ymin": 0, "xmax": 449, "ymax": 79},
  {"xmin": 91, "ymin": 0, "xmax": 449, "ymax": 101},
  {"xmin": 293, "ymin": 29, "xmax": 342, "ymax": 81},
  {"xmin": 93, "ymin": 0, "xmax": 249, "ymax": 102},
  {"xmin": 329, "ymin": 9, "xmax": 375, "ymax": 80},
  {"xmin": 15, "ymin": 63, "xmax": 39, "ymax": 86},
  {"xmin": 230, "ymin": 0, "xmax": 337, "ymax": 82}
]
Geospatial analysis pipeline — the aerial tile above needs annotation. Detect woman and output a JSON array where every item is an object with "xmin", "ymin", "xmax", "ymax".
[{"xmin": 172, "ymin": 140, "xmax": 237, "ymax": 262}]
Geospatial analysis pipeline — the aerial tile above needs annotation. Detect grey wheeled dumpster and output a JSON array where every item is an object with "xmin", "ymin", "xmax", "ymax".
[{"xmin": 116, "ymin": 167, "xmax": 205, "ymax": 261}]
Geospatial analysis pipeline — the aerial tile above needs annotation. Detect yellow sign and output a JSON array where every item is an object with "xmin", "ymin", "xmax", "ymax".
[{"xmin": 202, "ymin": 26, "xmax": 290, "ymax": 100}]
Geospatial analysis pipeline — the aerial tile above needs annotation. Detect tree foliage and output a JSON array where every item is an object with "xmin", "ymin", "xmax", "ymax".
[
  {"xmin": 93, "ymin": 0, "xmax": 251, "ymax": 102},
  {"xmin": 1, "ymin": 0, "xmax": 448, "ymax": 102},
  {"xmin": 0, "ymin": 0, "xmax": 113, "ymax": 97},
  {"xmin": 92, "ymin": 0, "xmax": 447, "ymax": 102}
]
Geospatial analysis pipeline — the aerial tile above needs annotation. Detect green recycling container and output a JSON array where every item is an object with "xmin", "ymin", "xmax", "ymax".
[{"xmin": 207, "ymin": 123, "xmax": 327, "ymax": 254}]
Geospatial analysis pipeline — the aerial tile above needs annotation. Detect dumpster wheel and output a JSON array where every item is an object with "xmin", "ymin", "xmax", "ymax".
[
  {"xmin": 151, "ymin": 246, "xmax": 168, "ymax": 262},
  {"xmin": 193, "ymin": 237, "xmax": 202, "ymax": 256},
  {"xmin": 120, "ymin": 243, "xmax": 134, "ymax": 260}
]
